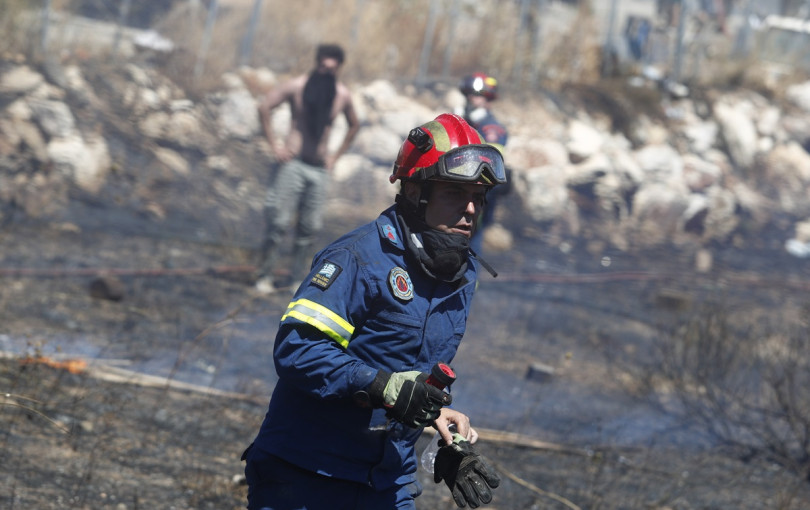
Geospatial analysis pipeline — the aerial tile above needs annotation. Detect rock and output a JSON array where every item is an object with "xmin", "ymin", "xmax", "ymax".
[
  {"xmin": 633, "ymin": 143, "xmax": 686, "ymax": 189},
  {"xmin": 566, "ymin": 119, "xmax": 604, "ymax": 163},
  {"xmin": 783, "ymin": 217, "xmax": 810, "ymax": 258},
  {"xmin": 153, "ymin": 147, "xmax": 190, "ymax": 176},
  {"xmin": 701, "ymin": 187, "xmax": 739, "ymax": 241},
  {"xmin": 126, "ymin": 63, "xmax": 152, "ymax": 87},
  {"xmin": 483, "ymin": 223, "xmax": 513, "ymax": 252},
  {"xmin": 631, "ymin": 183, "xmax": 690, "ymax": 245},
  {"xmin": 379, "ymin": 109, "xmax": 438, "ymax": 138},
  {"xmin": 506, "ymin": 136, "xmax": 568, "ymax": 170},
  {"xmin": 695, "ymin": 248, "xmax": 713, "ymax": 273},
  {"xmin": 28, "ymin": 98, "xmax": 77, "ymax": 138},
  {"xmin": 238, "ymin": 66, "xmax": 277, "ymax": 96},
  {"xmin": 682, "ymin": 153, "xmax": 722, "ymax": 192},
  {"xmin": 714, "ymin": 100, "xmax": 757, "ymax": 170},
  {"xmin": 0, "ymin": 65, "xmax": 44, "ymax": 94},
  {"xmin": 786, "ymin": 80, "xmax": 810, "ymax": 112},
  {"xmin": 167, "ymin": 110, "xmax": 205, "ymax": 148},
  {"xmin": 654, "ymin": 289, "xmax": 691, "ymax": 310},
  {"xmin": 519, "ymin": 164, "xmax": 572, "ymax": 224},
  {"xmin": 139, "ymin": 111, "xmax": 170, "ymax": 139},
  {"xmin": 785, "ymin": 239, "xmax": 810, "ymax": 258},
  {"xmin": 89, "ymin": 275, "xmax": 125, "ymax": 301},
  {"xmin": 350, "ymin": 125, "xmax": 402, "ymax": 163},
  {"xmin": 525, "ymin": 362, "xmax": 555, "ymax": 383},
  {"xmin": 681, "ymin": 119, "xmax": 718, "ymax": 154},
  {"xmin": 47, "ymin": 134, "xmax": 111, "ymax": 194},
  {"xmin": 0, "ymin": 117, "xmax": 48, "ymax": 161},
  {"xmin": 756, "ymin": 105, "xmax": 781, "ymax": 137},
  {"xmin": 795, "ymin": 218, "xmax": 810, "ymax": 243},
  {"xmin": 356, "ymin": 79, "xmax": 435, "ymax": 131},
  {"xmin": 760, "ymin": 142, "xmax": 810, "ymax": 214}
]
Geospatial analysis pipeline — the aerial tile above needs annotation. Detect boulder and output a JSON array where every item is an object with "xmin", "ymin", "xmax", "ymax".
[
  {"xmin": 28, "ymin": 99, "xmax": 77, "ymax": 139},
  {"xmin": 786, "ymin": 80, "xmax": 810, "ymax": 112},
  {"xmin": 0, "ymin": 65, "xmax": 44, "ymax": 95},
  {"xmin": 630, "ymin": 183, "xmax": 690, "ymax": 245},
  {"xmin": 519, "ymin": 164, "xmax": 572, "ymax": 224},
  {"xmin": 47, "ymin": 134, "xmax": 111, "ymax": 194},
  {"xmin": 566, "ymin": 119, "xmax": 604, "ymax": 163},
  {"xmin": 714, "ymin": 100, "xmax": 758, "ymax": 170}
]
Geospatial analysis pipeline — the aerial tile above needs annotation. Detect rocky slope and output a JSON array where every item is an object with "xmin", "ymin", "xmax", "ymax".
[{"xmin": 3, "ymin": 54, "xmax": 810, "ymax": 261}]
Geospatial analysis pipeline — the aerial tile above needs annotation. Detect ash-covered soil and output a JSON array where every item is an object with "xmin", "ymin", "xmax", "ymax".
[{"xmin": 3, "ymin": 352, "xmax": 809, "ymax": 510}]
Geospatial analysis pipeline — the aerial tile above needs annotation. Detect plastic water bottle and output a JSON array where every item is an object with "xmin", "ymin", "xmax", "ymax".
[{"xmin": 420, "ymin": 432, "xmax": 442, "ymax": 473}]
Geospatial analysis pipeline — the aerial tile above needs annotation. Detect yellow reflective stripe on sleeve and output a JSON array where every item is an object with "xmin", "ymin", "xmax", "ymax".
[{"xmin": 281, "ymin": 299, "xmax": 355, "ymax": 349}]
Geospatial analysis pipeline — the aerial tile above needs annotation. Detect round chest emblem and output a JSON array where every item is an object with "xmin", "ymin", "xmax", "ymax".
[{"xmin": 388, "ymin": 267, "xmax": 413, "ymax": 301}]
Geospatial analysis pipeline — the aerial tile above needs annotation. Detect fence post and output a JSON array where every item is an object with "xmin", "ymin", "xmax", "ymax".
[
  {"xmin": 529, "ymin": 0, "xmax": 547, "ymax": 87},
  {"xmin": 600, "ymin": 0, "xmax": 620, "ymax": 77},
  {"xmin": 40, "ymin": 0, "xmax": 53, "ymax": 54},
  {"xmin": 239, "ymin": 0, "xmax": 264, "ymax": 67},
  {"xmin": 350, "ymin": 0, "xmax": 366, "ymax": 52},
  {"xmin": 113, "ymin": 0, "xmax": 132, "ymax": 58},
  {"xmin": 416, "ymin": 0, "xmax": 440, "ymax": 86},
  {"xmin": 195, "ymin": 0, "xmax": 220, "ymax": 79},
  {"xmin": 672, "ymin": 0, "xmax": 688, "ymax": 83},
  {"xmin": 511, "ymin": 0, "xmax": 530, "ymax": 85},
  {"xmin": 441, "ymin": 0, "xmax": 460, "ymax": 80}
]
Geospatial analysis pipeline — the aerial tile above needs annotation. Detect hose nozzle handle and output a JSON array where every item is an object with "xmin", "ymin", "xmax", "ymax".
[{"xmin": 425, "ymin": 362, "xmax": 456, "ymax": 390}]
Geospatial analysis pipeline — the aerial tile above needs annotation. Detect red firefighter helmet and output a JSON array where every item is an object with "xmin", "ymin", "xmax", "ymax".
[
  {"xmin": 390, "ymin": 113, "xmax": 506, "ymax": 186},
  {"xmin": 459, "ymin": 72, "xmax": 499, "ymax": 101}
]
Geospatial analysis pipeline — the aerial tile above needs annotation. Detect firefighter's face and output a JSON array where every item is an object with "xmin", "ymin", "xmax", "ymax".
[{"xmin": 423, "ymin": 181, "xmax": 487, "ymax": 239}]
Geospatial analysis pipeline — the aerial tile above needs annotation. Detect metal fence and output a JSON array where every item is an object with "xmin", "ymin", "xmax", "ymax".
[{"xmin": 25, "ymin": 0, "xmax": 810, "ymax": 92}]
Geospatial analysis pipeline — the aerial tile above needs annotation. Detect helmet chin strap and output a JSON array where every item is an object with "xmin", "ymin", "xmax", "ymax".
[
  {"xmin": 394, "ymin": 189, "xmax": 498, "ymax": 279},
  {"xmin": 468, "ymin": 246, "xmax": 498, "ymax": 278}
]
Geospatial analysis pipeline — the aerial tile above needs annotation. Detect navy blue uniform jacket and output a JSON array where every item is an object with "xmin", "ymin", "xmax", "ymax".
[{"xmin": 251, "ymin": 205, "xmax": 478, "ymax": 490}]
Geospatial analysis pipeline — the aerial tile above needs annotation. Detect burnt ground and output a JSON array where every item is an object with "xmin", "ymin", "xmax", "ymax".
[
  {"xmin": 3, "ymin": 206, "xmax": 810, "ymax": 510},
  {"xmin": 2, "ymin": 68, "xmax": 810, "ymax": 508}
]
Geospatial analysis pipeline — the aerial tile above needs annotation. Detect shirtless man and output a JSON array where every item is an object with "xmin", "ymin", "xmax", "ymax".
[{"xmin": 255, "ymin": 44, "xmax": 360, "ymax": 293}]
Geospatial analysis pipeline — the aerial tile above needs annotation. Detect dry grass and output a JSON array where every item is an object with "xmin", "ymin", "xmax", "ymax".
[
  {"xmin": 150, "ymin": 0, "xmax": 607, "ymax": 95},
  {"xmin": 5, "ymin": 0, "xmax": 802, "ymax": 102}
]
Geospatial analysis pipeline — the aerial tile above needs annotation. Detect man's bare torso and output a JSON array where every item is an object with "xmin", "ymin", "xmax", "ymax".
[{"xmin": 282, "ymin": 74, "xmax": 353, "ymax": 166}]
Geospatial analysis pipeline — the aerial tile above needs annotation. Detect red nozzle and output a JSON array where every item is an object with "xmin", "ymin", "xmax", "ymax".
[{"xmin": 425, "ymin": 362, "xmax": 456, "ymax": 389}]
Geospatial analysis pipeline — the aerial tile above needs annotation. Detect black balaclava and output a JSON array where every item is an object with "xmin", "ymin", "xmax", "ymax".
[
  {"xmin": 302, "ymin": 70, "xmax": 337, "ymax": 142},
  {"xmin": 395, "ymin": 186, "xmax": 470, "ymax": 283}
]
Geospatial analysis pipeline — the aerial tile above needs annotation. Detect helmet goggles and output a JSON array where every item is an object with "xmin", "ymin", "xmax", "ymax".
[{"xmin": 419, "ymin": 144, "xmax": 506, "ymax": 185}]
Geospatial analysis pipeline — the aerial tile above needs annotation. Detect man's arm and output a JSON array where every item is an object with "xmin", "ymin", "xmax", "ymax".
[
  {"xmin": 324, "ymin": 89, "xmax": 360, "ymax": 170},
  {"xmin": 258, "ymin": 81, "xmax": 295, "ymax": 162}
]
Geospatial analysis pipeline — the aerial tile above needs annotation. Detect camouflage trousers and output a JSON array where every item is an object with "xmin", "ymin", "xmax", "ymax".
[{"xmin": 258, "ymin": 158, "xmax": 329, "ymax": 283}]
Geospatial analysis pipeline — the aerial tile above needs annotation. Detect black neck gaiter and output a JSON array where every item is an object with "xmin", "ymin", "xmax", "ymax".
[
  {"xmin": 395, "ymin": 194, "xmax": 470, "ymax": 282},
  {"xmin": 302, "ymin": 71, "xmax": 337, "ymax": 142}
]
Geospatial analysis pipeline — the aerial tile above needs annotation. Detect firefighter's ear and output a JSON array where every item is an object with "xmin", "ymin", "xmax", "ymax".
[{"xmin": 400, "ymin": 181, "xmax": 421, "ymax": 205}]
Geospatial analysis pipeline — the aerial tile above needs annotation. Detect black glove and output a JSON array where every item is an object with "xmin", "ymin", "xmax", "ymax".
[
  {"xmin": 434, "ymin": 434, "xmax": 500, "ymax": 508},
  {"xmin": 362, "ymin": 370, "xmax": 452, "ymax": 428}
]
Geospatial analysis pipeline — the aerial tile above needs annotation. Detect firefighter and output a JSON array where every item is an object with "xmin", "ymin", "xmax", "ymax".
[
  {"xmin": 458, "ymin": 72, "xmax": 511, "ymax": 255},
  {"xmin": 242, "ymin": 113, "xmax": 503, "ymax": 509}
]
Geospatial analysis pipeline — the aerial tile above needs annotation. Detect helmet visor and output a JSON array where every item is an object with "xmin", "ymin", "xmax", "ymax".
[{"xmin": 431, "ymin": 144, "xmax": 507, "ymax": 185}]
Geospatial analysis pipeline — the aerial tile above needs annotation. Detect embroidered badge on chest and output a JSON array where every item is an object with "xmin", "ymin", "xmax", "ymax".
[
  {"xmin": 388, "ymin": 267, "xmax": 413, "ymax": 301},
  {"xmin": 311, "ymin": 260, "xmax": 342, "ymax": 290}
]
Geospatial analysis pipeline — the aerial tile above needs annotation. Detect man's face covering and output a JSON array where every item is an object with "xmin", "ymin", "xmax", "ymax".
[{"xmin": 302, "ymin": 65, "xmax": 337, "ymax": 142}]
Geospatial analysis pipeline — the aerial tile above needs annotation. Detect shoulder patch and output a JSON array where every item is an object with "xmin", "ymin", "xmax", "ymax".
[
  {"xmin": 311, "ymin": 260, "xmax": 342, "ymax": 290},
  {"xmin": 388, "ymin": 267, "xmax": 413, "ymax": 301},
  {"xmin": 378, "ymin": 221, "xmax": 401, "ymax": 248}
]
